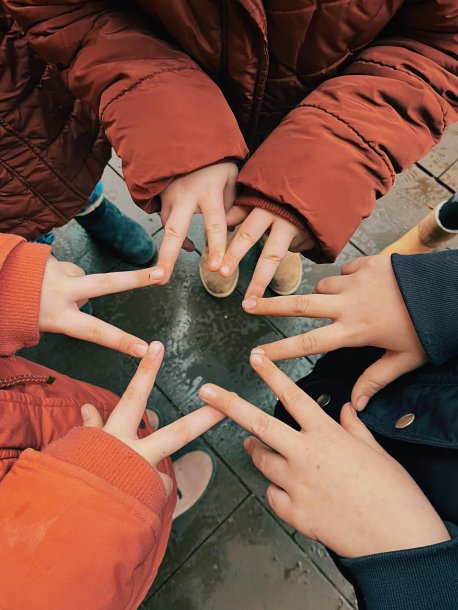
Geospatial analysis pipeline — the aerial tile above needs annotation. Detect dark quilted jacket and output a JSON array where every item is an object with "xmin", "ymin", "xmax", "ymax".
[{"xmin": 2, "ymin": 1, "xmax": 458, "ymax": 259}]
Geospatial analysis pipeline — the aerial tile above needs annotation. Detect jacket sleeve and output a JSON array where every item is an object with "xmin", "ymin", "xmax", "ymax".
[
  {"xmin": 391, "ymin": 250, "xmax": 458, "ymax": 366},
  {"xmin": 5, "ymin": 0, "xmax": 248, "ymax": 212},
  {"xmin": 0, "ymin": 233, "xmax": 50, "ymax": 355},
  {"xmin": 236, "ymin": 0, "xmax": 458, "ymax": 262},
  {"xmin": 0, "ymin": 427, "xmax": 171, "ymax": 610},
  {"xmin": 337, "ymin": 522, "xmax": 458, "ymax": 610}
]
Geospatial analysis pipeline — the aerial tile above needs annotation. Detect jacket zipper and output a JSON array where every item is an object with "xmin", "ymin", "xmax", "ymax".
[{"xmin": 0, "ymin": 374, "xmax": 56, "ymax": 390}]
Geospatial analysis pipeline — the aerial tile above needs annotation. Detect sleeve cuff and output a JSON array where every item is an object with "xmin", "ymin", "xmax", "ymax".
[
  {"xmin": 339, "ymin": 522, "xmax": 458, "ymax": 610},
  {"xmin": 235, "ymin": 188, "xmax": 328, "ymax": 263},
  {"xmin": 0, "ymin": 241, "xmax": 51, "ymax": 355},
  {"xmin": 44, "ymin": 427, "xmax": 167, "ymax": 514}
]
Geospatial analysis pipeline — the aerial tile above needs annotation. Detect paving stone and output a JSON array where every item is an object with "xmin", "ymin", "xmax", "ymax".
[
  {"xmin": 351, "ymin": 164, "xmax": 450, "ymax": 255},
  {"xmin": 293, "ymin": 534, "xmax": 357, "ymax": 608},
  {"xmin": 441, "ymin": 160, "xmax": 458, "ymax": 193},
  {"xmin": 418, "ymin": 123, "xmax": 458, "ymax": 177},
  {"xmin": 148, "ymin": 496, "xmax": 352, "ymax": 610}
]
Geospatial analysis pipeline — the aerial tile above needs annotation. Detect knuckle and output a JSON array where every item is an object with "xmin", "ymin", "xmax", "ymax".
[
  {"xmin": 164, "ymin": 225, "xmax": 181, "ymax": 239},
  {"xmin": 206, "ymin": 223, "xmax": 225, "ymax": 235},
  {"xmin": 238, "ymin": 230, "xmax": 255, "ymax": 246},
  {"xmin": 292, "ymin": 295, "xmax": 310, "ymax": 315},
  {"xmin": 299, "ymin": 332, "xmax": 318, "ymax": 354},
  {"xmin": 173, "ymin": 422, "xmax": 191, "ymax": 445},
  {"xmin": 251, "ymin": 413, "xmax": 270, "ymax": 437},
  {"xmin": 86, "ymin": 323, "xmax": 102, "ymax": 343},
  {"xmin": 280, "ymin": 384, "xmax": 303, "ymax": 406},
  {"xmin": 261, "ymin": 252, "xmax": 283, "ymax": 264}
]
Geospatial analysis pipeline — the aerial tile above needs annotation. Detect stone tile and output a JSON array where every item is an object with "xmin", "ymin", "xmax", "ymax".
[
  {"xmin": 441, "ymin": 160, "xmax": 458, "ymax": 193},
  {"xmin": 418, "ymin": 123, "xmax": 458, "ymax": 177},
  {"xmin": 147, "ymin": 496, "xmax": 352, "ymax": 610},
  {"xmin": 293, "ymin": 535, "xmax": 357, "ymax": 607},
  {"xmin": 351, "ymin": 165, "xmax": 450, "ymax": 255}
]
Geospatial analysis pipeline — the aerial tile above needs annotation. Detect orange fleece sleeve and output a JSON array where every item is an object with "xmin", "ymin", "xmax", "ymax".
[
  {"xmin": 0, "ymin": 233, "xmax": 50, "ymax": 355},
  {"xmin": 0, "ymin": 427, "xmax": 172, "ymax": 610}
]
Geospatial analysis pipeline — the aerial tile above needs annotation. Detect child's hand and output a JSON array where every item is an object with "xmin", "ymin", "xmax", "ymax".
[
  {"xmin": 152, "ymin": 162, "xmax": 238, "ymax": 284},
  {"xmin": 82, "ymin": 342, "xmax": 223, "ymax": 495},
  {"xmin": 242, "ymin": 254, "xmax": 427, "ymax": 410},
  {"xmin": 222, "ymin": 207, "xmax": 315, "ymax": 297},
  {"xmin": 39, "ymin": 256, "xmax": 164, "ymax": 356},
  {"xmin": 199, "ymin": 355, "xmax": 450, "ymax": 558}
]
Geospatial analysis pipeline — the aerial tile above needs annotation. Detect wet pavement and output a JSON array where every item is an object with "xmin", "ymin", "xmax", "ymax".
[{"xmin": 22, "ymin": 123, "xmax": 458, "ymax": 610}]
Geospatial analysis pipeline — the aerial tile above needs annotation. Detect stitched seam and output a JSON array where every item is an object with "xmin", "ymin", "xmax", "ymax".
[
  {"xmin": 297, "ymin": 103, "xmax": 396, "ymax": 181},
  {"xmin": 0, "ymin": 157, "xmax": 68, "ymax": 223},
  {"xmin": 100, "ymin": 66, "xmax": 200, "ymax": 121},
  {"xmin": 351, "ymin": 58, "xmax": 447, "ymax": 132},
  {"xmin": 0, "ymin": 117, "xmax": 89, "ymax": 206}
]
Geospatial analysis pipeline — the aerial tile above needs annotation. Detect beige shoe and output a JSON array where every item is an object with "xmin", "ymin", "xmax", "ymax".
[
  {"xmin": 199, "ymin": 236, "xmax": 239, "ymax": 298},
  {"xmin": 383, "ymin": 206, "xmax": 453, "ymax": 256},
  {"xmin": 172, "ymin": 450, "xmax": 215, "ymax": 520},
  {"xmin": 269, "ymin": 251, "xmax": 303, "ymax": 295}
]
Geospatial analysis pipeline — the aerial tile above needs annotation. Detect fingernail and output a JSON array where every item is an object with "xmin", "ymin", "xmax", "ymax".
[
  {"xmin": 348, "ymin": 404, "xmax": 358, "ymax": 416},
  {"xmin": 81, "ymin": 405, "xmax": 90, "ymax": 421},
  {"xmin": 250, "ymin": 353, "xmax": 264, "ymax": 366},
  {"xmin": 242, "ymin": 298, "xmax": 257, "ymax": 310},
  {"xmin": 200, "ymin": 385, "xmax": 216, "ymax": 400},
  {"xmin": 251, "ymin": 347, "xmax": 265, "ymax": 356},
  {"xmin": 150, "ymin": 267, "xmax": 165, "ymax": 280},
  {"xmin": 148, "ymin": 341, "xmax": 163, "ymax": 355},
  {"xmin": 243, "ymin": 437, "xmax": 251, "ymax": 451},
  {"xmin": 355, "ymin": 396, "xmax": 369, "ymax": 411},
  {"xmin": 220, "ymin": 265, "xmax": 231, "ymax": 276},
  {"xmin": 133, "ymin": 343, "xmax": 148, "ymax": 358},
  {"xmin": 209, "ymin": 256, "xmax": 221, "ymax": 270}
]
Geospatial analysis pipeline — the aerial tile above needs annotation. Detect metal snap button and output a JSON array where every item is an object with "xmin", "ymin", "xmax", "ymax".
[
  {"xmin": 316, "ymin": 393, "xmax": 331, "ymax": 407},
  {"xmin": 395, "ymin": 413, "xmax": 415, "ymax": 429}
]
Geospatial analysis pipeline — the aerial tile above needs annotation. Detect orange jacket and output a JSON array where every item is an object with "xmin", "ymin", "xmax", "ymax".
[
  {"xmin": 4, "ymin": 1, "xmax": 457, "ymax": 261},
  {"xmin": 0, "ymin": 234, "xmax": 175, "ymax": 609}
]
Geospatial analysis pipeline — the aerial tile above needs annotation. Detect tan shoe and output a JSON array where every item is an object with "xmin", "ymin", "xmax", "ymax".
[
  {"xmin": 199, "ymin": 233, "xmax": 239, "ymax": 298},
  {"xmin": 269, "ymin": 251, "xmax": 303, "ymax": 295},
  {"xmin": 172, "ymin": 450, "xmax": 215, "ymax": 520},
  {"xmin": 383, "ymin": 205, "xmax": 454, "ymax": 256}
]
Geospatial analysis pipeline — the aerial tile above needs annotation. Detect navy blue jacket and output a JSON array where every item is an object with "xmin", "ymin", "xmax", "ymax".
[{"xmin": 276, "ymin": 251, "xmax": 458, "ymax": 609}]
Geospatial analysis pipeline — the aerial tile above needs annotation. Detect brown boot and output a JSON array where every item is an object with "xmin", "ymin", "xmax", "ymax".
[
  {"xmin": 383, "ymin": 203, "xmax": 456, "ymax": 256},
  {"xmin": 199, "ymin": 231, "xmax": 239, "ymax": 298}
]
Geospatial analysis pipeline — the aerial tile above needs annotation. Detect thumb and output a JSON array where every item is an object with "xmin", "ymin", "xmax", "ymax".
[
  {"xmin": 81, "ymin": 403, "xmax": 104, "ymax": 428},
  {"xmin": 340, "ymin": 403, "xmax": 384, "ymax": 454},
  {"xmin": 351, "ymin": 350, "xmax": 418, "ymax": 411}
]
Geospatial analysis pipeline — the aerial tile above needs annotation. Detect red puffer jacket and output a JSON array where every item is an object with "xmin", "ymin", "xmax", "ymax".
[{"xmin": 3, "ymin": 1, "xmax": 458, "ymax": 260}]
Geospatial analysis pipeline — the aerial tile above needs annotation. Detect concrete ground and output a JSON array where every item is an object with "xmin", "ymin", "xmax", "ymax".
[{"xmin": 23, "ymin": 123, "xmax": 458, "ymax": 610}]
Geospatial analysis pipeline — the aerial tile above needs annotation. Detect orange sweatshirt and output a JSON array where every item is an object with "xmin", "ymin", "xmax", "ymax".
[{"xmin": 0, "ymin": 234, "xmax": 175, "ymax": 609}]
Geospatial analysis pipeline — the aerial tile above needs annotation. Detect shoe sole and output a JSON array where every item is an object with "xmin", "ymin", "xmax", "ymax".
[{"xmin": 199, "ymin": 264, "xmax": 240, "ymax": 298}]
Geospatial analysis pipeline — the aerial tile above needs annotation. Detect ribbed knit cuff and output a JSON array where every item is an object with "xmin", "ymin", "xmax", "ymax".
[
  {"xmin": 339, "ymin": 522, "xmax": 458, "ymax": 610},
  {"xmin": 0, "ymin": 241, "xmax": 51, "ymax": 355},
  {"xmin": 235, "ymin": 189, "xmax": 328, "ymax": 263},
  {"xmin": 44, "ymin": 427, "xmax": 167, "ymax": 514}
]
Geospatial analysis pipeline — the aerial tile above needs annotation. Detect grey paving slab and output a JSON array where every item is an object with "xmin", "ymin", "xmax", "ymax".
[
  {"xmin": 148, "ymin": 496, "xmax": 352, "ymax": 610},
  {"xmin": 418, "ymin": 123, "xmax": 458, "ymax": 177},
  {"xmin": 293, "ymin": 534, "xmax": 357, "ymax": 607},
  {"xmin": 441, "ymin": 160, "xmax": 458, "ymax": 193},
  {"xmin": 350, "ymin": 164, "xmax": 450, "ymax": 255}
]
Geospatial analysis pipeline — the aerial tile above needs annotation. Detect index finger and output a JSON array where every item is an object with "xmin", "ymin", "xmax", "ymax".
[
  {"xmin": 248, "ymin": 352, "xmax": 327, "ymax": 430},
  {"xmin": 71, "ymin": 268, "xmax": 158, "ymax": 301},
  {"xmin": 242, "ymin": 294, "xmax": 337, "ymax": 320},
  {"xmin": 198, "ymin": 383, "xmax": 296, "ymax": 455},
  {"xmin": 105, "ymin": 342, "xmax": 164, "ymax": 434},
  {"xmin": 143, "ymin": 406, "xmax": 225, "ymax": 464}
]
